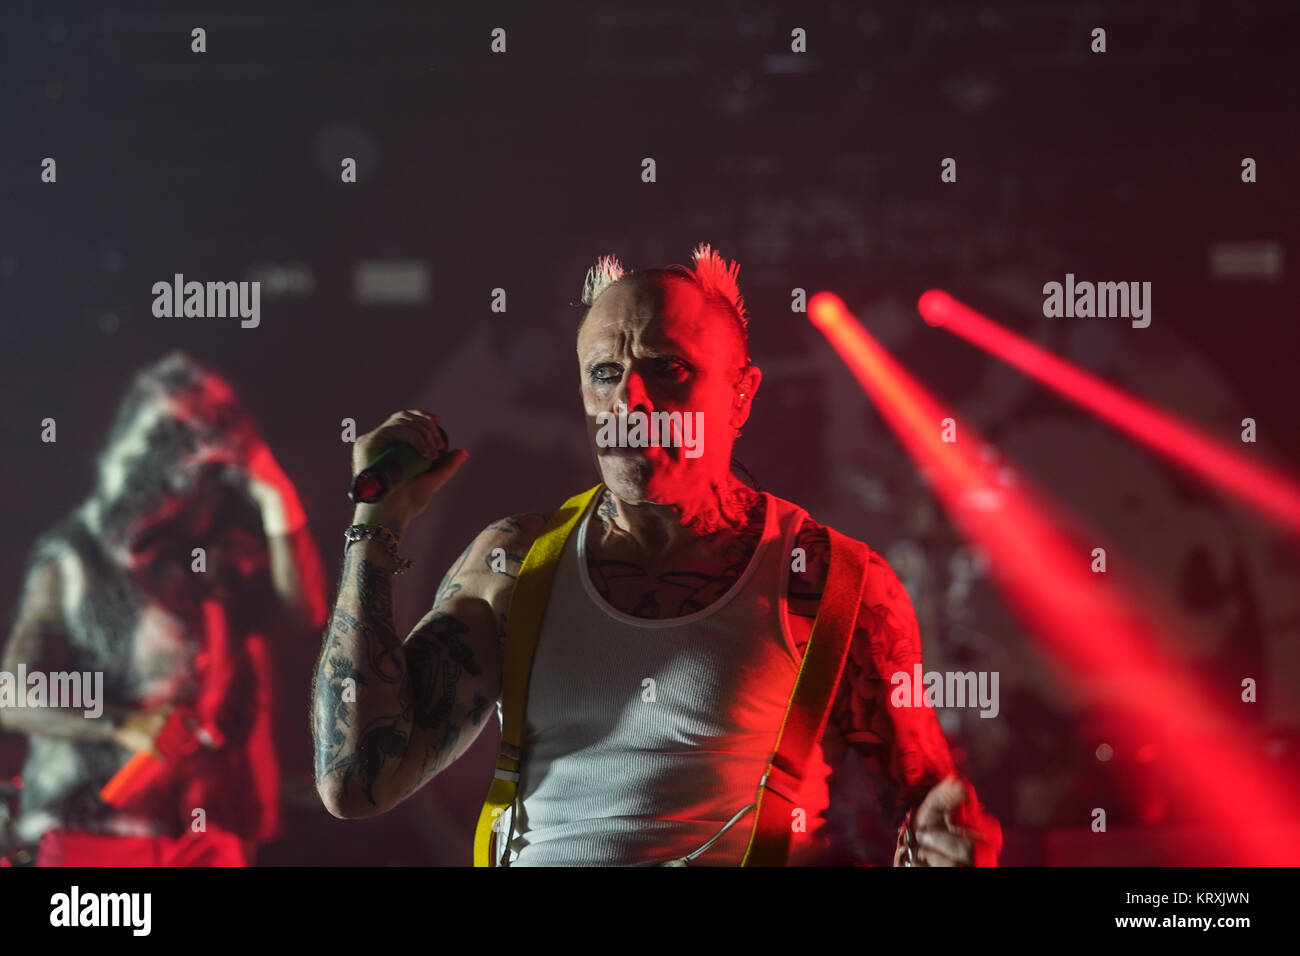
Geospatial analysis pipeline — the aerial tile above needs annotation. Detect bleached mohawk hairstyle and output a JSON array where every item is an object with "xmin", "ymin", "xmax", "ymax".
[
  {"xmin": 580, "ymin": 242, "xmax": 749, "ymax": 332},
  {"xmin": 686, "ymin": 241, "xmax": 748, "ymax": 330},
  {"xmin": 580, "ymin": 253, "xmax": 628, "ymax": 307}
]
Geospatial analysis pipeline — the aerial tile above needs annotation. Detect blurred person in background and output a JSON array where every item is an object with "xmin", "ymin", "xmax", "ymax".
[{"xmin": 1, "ymin": 351, "xmax": 327, "ymax": 866}]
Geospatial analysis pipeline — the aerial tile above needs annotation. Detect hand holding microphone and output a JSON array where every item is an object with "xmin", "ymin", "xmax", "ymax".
[{"xmin": 349, "ymin": 410, "xmax": 469, "ymax": 536}]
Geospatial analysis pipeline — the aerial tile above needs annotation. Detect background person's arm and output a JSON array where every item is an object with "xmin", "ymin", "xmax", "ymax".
[
  {"xmin": 244, "ymin": 440, "xmax": 330, "ymax": 632},
  {"xmin": 0, "ymin": 552, "xmax": 133, "ymax": 741}
]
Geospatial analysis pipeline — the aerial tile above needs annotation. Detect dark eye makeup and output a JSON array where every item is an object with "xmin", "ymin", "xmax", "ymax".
[{"xmin": 586, "ymin": 356, "xmax": 692, "ymax": 385}]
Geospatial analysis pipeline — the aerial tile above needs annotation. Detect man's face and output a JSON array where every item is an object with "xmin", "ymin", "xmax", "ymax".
[{"xmin": 577, "ymin": 275, "xmax": 756, "ymax": 504}]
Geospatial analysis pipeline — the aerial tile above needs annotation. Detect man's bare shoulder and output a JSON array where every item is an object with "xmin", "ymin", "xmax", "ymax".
[
  {"xmin": 786, "ymin": 515, "xmax": 885, "ymax": 607},
  {"xmin": 787, "ymin": 515, "xmax": 831, "ymax": 617}
]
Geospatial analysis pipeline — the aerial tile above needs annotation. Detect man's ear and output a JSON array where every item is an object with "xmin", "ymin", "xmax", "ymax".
[{"xmin": 732, "ymin": 365, "xmax": 763, "ymax": 427}]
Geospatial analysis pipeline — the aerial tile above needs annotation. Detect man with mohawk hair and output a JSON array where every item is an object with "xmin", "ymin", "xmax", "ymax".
[{"xmin": 313, "ymin": 244, "xmax": 1002, "ymax": 867}]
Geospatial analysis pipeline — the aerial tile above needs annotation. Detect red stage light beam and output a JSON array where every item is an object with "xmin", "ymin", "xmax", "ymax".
[
  {"xmin": 808, "ymin": 290, "xmax": 1299, "ymax": 865},
  {"xmin": 917, "ymin": 289, "xmax": 1300, "ymax": 534}
]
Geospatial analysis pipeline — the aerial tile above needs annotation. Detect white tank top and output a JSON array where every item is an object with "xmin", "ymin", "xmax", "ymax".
[{"xmin": 502, "ymin": 488, "xmax": 836, "ymax": 866}]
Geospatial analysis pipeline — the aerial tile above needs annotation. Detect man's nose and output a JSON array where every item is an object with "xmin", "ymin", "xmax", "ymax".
[{"xmin": 617, "ymin": 368, "xmax": 652, "ymax": 414}]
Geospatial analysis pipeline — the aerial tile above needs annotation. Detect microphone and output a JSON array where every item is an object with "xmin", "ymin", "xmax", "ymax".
[{"xmin": 348, "ymin": 427, "xmax": 449, "ymax": 504}]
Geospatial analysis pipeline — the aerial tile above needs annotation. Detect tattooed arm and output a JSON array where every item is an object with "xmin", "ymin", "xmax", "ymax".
[
  {"xmin": 788, "ymin": 520, "xmax": 958, "ymax": 860},
  {"xmin": 311, "ymin": 513, "xmax": 545, "ymax": 820},
  {"xmin": 833, "ymin": 547, "xmax": 958, "ymax": 831}
]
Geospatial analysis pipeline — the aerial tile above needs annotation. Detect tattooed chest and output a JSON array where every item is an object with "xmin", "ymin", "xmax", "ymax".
[
  {"xmin": 581, "ymin": 490, "xmax": 771, "ymax": 620},
  {"xmin": 583, "ymin": 550, "xmax": 750, "ymax": 619}
]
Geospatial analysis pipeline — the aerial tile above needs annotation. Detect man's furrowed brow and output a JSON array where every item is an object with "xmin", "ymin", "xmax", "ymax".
[{"xmin": 635, "ymin": 324, "xmax": 699, "ymax": 358}]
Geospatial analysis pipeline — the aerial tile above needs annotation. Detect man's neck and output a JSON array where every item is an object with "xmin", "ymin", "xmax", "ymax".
[{"xmin": 594, "ymin": 477, "xmax": 762, "ymax": 564}]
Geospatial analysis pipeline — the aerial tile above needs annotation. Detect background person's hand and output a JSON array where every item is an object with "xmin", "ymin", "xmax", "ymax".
[
  {"xmin": 180, "ymin": 439, "xmax": 307, "ymax": 536},
  {"xmin": 111, "ymin": 704, "xmax": 176, "ymax": 758}
]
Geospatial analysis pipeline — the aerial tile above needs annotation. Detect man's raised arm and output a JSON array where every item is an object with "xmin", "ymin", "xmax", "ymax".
[{"xmin": 310, "ymin": 408, "xmax": 542, "ymax": 819}]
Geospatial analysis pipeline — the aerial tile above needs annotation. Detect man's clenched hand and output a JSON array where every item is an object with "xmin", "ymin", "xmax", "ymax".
[{"xmin": 895, "ymin": 774, "xmax": 1002, "ymax": 867}]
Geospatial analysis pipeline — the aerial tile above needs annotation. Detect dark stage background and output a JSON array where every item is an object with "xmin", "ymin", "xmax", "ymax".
[{"xmin": 2, "ymin": 1, "xmax": 1298, "ymax": 865}]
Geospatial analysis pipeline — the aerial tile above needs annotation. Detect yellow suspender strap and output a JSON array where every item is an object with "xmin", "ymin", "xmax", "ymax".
[
  {"xmin": 472, "ymin": 484, "xmax": 604, "ymax": 867},
  {"xmin": 741, "ymin": 526, "xmax": 870, "ymax": 866}
]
